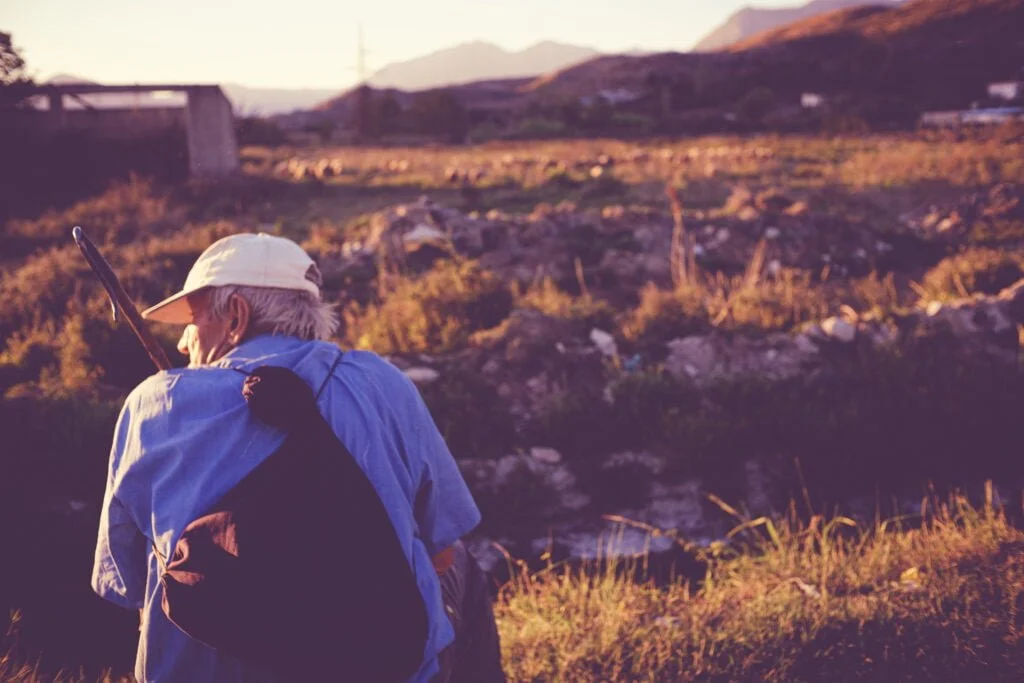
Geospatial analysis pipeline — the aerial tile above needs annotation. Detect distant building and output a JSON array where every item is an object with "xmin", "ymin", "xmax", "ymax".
[
  {"xmin": 801, "ymin": 93, "xmax": 825, "ymax": 109},
  {"xmin": 14, "ymin": 83, "xmax": 239, "ymax": 177},
  {"xmin": 962, "ymin": 107, "xmax": 1024, "ymax": 125},
  {"xmin": 920, "ymin": 107, "xmax": 1024, "ymax": 127},
  {"xmin": 988, "ymin": 81, "xmax": 1023, "ymax": 101}
]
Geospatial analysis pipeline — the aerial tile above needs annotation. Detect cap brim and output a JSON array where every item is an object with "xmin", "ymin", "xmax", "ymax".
[{"xmin": 141, "ymin": 289, "xmax": 194, "ymax": 324}]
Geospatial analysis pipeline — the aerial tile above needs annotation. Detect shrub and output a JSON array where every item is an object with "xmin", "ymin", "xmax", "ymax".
[
  {"xmin": 919, "ymin": 248, "xmax": 1024, "ymax": 301},
  {"xmin": 514, "ymin": 277, "xmax": 615, "ymax": 329},
  {"xmin": 342, "ymin": 259, "xmax": 513, "ymax": 354},
  {"xmin": 621, "ymin": 283, "xmax": 708, "ymax": 356}
]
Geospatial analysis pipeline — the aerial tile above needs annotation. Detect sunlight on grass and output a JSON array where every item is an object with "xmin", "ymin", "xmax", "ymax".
[{"xmin": 496, "ymin": 486, "xmax": 1024, "ymax": 682}]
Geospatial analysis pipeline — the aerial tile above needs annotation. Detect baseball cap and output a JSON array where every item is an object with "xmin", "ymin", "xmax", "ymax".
[{"xmin": 142, "ymin": 233, "xmax": 322, "ymax": 324}]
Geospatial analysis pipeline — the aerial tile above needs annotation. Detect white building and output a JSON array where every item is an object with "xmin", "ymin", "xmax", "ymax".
[
  {"xmin": 988, "ymin": 82, "xmax": 1023, "ymax": 101},
  {"xmin": 801, "ymin": 93, "xmax": 825, "ymax": 109}
]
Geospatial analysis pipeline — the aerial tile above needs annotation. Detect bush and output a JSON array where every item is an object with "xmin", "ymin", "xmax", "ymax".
[
  {"xmin": 342, "ymin": 259, "xmax": 513, "ymax": 354},
  {"xmin": 514, "ymin": 277, "xmax": 615, "ymax": 329},
  {"xmin": 622, "ymin": 283, "xmax": 708, "ymax": 357},
  {"xmin": 919, "ymin": 248, "xmax": 1024, "ymax": 301},
  {"xmin": 419, "ymin": 368, "xmax": 517, "ymax": 461}
]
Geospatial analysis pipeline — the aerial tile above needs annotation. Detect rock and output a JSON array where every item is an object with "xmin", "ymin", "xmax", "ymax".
[
  {"xmin": 665, "ymin": 336, "xmax": 717, "ymax": 381},
  {"xmin": 403, "ymin": 367, "xmax": 440, "ymax": 384},
  {"xmin": 403, "ymin": 224, "xmax": 447, "ymax": 245},
  {"xmin": 821, "ymin": 317, "xmax": 857, "ymax": 343},
  {"xmin": 531, "ymin": 447, "xmax": 562, "ymax": 465},
  {"xmin": 590, "ymin": 328, "xmax": 619, "ymax": 358},
  {"xmin": 601, "ymin": 451, "xmax": 666, "ymax": 477}
]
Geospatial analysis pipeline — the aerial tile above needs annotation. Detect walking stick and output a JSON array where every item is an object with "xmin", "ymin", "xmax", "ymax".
[{"xmin": 72, "ymin": 226, "xmax": 173, "ymax": 371}]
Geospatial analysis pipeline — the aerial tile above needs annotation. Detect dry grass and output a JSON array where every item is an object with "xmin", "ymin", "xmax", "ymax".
[
  {"xmin": 496, "ymin": 488, "xmax": 1024, "ymax": 682},
  {"xmin": 342, "ymin": 258, "xmax": 513, "ymax": 355},
  {"xmin": 4, "ymin": 490, "xmax": 1021, "ymax": 682},
  {"xmin": 917, "ymin": 248, "xmax": 1024, "ymax": 303}
]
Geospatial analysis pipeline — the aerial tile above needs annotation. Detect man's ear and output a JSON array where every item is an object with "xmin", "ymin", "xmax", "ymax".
[{"xmin": 227, "ymin": 293, "xmax": 252, "ymax": 344}]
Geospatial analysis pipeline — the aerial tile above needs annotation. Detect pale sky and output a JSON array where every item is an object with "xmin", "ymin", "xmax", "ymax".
[{"xmin": 4, "ymin": 0, "xmax": 803, "ymax": 89}]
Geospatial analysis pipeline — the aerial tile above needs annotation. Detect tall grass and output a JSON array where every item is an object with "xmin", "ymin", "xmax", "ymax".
[{"xmin": 497, "ymin": 487, "xmax": 1024, "ymax": 682}]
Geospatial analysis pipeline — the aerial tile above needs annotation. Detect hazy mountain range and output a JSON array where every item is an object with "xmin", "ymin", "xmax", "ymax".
[
  {"xmin": 365, "ymin": 40, "xmax": 601, "ymax": 91},
  {"xmin": 693, "ymin": 0, "xmax": 904, "ymax": 52}
]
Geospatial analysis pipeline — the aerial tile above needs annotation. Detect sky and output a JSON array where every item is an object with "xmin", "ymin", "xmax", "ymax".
[{"xmin": 4, "ymin": 0, "xmax": 805, "ymax": 90}]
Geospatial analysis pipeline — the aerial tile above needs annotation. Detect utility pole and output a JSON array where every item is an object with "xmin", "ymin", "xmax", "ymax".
[{"xmin": 356, "ymin": 24, "xmax": 369, "ymax": 85}]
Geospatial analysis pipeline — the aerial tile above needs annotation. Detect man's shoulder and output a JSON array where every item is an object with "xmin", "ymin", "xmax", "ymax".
[
  {"xmin": 123, "ymin": 367, "xmax": 246, "ymax": 417},
  {"xmin": 341, "ymin": 350, "xmax": 416, "ymax": 390}
]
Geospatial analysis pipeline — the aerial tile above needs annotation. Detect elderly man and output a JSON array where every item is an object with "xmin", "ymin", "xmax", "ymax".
[{"xmin": 91, "ymin": 233, "xmax": 504, "ymax": 682}]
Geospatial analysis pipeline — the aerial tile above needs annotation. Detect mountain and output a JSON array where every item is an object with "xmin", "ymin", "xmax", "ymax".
[
  {"xmin": 529, "ymin": 0, "xmax": 1024, "ymax": 110},
  {"xmin": 694, "ymin": 0, "xmax": 902, "ymax": 52},
  {"xmin": 366, "ymin": 40, "xmax": 600, "ymax": 91},
  {"xmin": 220, "ymin": 84, "xmax": 339, "ymax": 116}
]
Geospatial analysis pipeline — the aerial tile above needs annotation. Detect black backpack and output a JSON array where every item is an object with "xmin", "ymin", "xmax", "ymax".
[{"xmin": 156, "ymin": 363, "xmax": 429, "ymax": 682}]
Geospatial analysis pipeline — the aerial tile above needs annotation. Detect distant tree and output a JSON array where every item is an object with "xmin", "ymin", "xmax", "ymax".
[
  {"xmin": 581, "ymin": 96, "xmax": 613, "ymax": 130},
  {"xmin": 408, "ymin": 89, "xmax": 468, "ymax": 143},
  {"xmin": 352, "ymin": 84, "xmax": 378, "ymax": 140},
  {"xmin": 0, "ymin": 31, "xmax": 34, "ymax": 110},
  {"xmin": 736, "ymin": 86, "xmax": 776, "ymax": 126},
  {"xmin": 376, "ymin": 91, "xmax": 403, "ymax": 135}
]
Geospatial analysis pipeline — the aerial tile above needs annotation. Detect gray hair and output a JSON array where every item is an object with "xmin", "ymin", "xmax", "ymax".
[{"xmin": 208, "ymin": 285, "xmax": 338, "ymax": 341}]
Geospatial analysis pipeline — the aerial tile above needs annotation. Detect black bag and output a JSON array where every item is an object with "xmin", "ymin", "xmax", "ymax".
[{"xmin": 158, "ymin": 363, "xmax": 429, "ymax": 682}]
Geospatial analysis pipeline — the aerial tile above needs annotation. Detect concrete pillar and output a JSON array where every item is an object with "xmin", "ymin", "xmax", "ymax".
[
  {"xmin": 48, "ymin": 92, "xmax": 66, "ymax": 129},
  {"xmin": 185, "ymin": 86, "xmax": 239, "ymax": 177}
]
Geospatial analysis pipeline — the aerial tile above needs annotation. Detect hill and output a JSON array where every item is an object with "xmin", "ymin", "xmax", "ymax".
[
  {"xmin": 530, "ymin": 0, "xmax": 1024, "ymax": 112},
  {"xmin": 694, "ymin": 0, "xmax": 900, "ymax": 52},
  {"xmin": 366, "ymin": 40, "xmax": 600, "ymax": 91},
  {"xmin": 221, "ymin": 83, "xmax": 339, "ymax": 116}
]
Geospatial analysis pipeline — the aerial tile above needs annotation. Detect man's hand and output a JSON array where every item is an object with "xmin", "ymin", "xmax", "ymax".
[{"xmin": 432, "ymin": 546, "xmax": 455, "ymax": 575}]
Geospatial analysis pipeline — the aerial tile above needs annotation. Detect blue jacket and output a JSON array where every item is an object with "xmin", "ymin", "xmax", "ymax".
[{"xmin": 91, "ymin": 335, "xmax": 481, "ymax": 682}]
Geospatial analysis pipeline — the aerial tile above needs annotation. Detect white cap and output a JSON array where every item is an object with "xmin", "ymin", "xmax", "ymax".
[{"xmin": 142, "ymin": 233, "xmax": 322, "ymax": 324}]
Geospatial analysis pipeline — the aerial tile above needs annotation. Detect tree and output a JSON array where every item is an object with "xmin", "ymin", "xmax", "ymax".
[
  {"xmin": 408, "ymin": 89, "xmax": 468, "ymax": 143},
  {"xmin": 736, "ymin": 87, "xmax": 776, "ymax": 126},
  {"xmin": 0, "ymin": 31, "xmax": 34, "ymax": 110}
]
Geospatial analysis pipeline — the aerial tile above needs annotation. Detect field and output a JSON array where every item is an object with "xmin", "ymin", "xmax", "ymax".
[{"xmin": 2, "ymin": 127, "xmax": 1024, "ymax": 680}]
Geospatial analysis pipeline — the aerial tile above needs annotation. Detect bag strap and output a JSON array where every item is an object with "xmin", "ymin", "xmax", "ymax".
[{"xmin": 153, "ymin": 348, "xmax": 346, "ymax": 574}]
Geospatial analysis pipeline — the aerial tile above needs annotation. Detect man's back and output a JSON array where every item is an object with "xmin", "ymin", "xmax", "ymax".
[{"xmin": 92, "ymin": 334, "xmax": 481, "ymax": 682}]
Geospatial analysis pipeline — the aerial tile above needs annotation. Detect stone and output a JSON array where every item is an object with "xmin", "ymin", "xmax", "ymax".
[
  {"xmin": 665, "ymin": 336, "xmax": 717, "ymax": 381},
  {"xmin": 403, "ymin": 367, "xmax": 440, "ymax": 384},
  {"xmin": 821, "ymin": 317, "xmax": 856, "ymax": 343},
  {"xmin": 601, "ymin": 451, "xmax": 666, "ymax": 477},
  {"xmin": 402, "ymin": 224, "xmax": 447, "ymax": 245},
  {"xmin": 590, "ymin": 328, "xmax": 619, "ymax": 358},
  {"xmin": 531, "ymin": 447, "xmax": 562, "ymax": 465}
]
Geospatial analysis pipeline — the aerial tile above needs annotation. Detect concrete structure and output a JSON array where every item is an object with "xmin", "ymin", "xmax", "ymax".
[
  {"xmin": 988, "ymin": 81, "xmax": 1023, "ymax": 102},
  {"xmin": 24, "ymin": 83, "xmax": 238, "ymax": 177}
]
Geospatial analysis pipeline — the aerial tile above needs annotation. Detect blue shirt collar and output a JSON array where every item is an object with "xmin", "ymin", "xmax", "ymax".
[{"xmin": 217, "ymin": 334, "xmax": 306, "ymax": 369}]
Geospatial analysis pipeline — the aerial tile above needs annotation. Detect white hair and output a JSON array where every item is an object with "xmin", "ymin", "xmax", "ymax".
[{"xmin": 208, "ymin": 285, "xmax": 338, "ymax": 341}]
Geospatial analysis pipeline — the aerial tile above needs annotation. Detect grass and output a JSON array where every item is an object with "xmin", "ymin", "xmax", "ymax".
[
  {"xmin": 496, "ymin": 487, "xmax": 1024, "ymax": 682},
  {"xmin": 3, "ymin": 130, "xmax": 1024, "ymax": 681},
  {"xmin": 4, "ymin": 488, "xmax": 1021, "ymax": 682}
]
